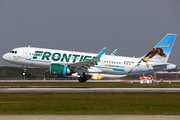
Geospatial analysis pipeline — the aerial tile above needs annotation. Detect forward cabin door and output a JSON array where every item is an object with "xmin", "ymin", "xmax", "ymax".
[{"xmin": 22, "ymin": 49, "xmax": 28, "ymax": 59}]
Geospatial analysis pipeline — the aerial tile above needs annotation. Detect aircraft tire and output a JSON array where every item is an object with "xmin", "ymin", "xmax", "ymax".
[
  {"xmin": 78, "ymin": 77, "xmax": 87, "ymax": 82},
  {"xmin": 78, "ymin": 77, "xmax": 84, "ymax": 82},
  {"xmin": 83, "ymin": 76, "xmax": 87, "ymax": 82}
]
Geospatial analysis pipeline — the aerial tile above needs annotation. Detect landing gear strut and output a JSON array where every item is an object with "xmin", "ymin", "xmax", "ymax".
[
  {"xmin": 23, "ymin": 66, "xmax": 28, "ymax": 80},
  {"xmin": 78, "ymin": 76, "xmax": 87, "ymax": 82}
]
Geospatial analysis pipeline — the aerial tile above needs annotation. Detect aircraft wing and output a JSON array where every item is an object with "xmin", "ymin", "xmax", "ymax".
[{"xmin": 67, "ymin": 47, "xmax": 106, "ymax": 72}]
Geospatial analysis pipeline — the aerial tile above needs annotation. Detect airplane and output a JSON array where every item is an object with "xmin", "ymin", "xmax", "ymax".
[{"xmin": 2, "ymin": 33, "xmax": 177, "ymax": 82}]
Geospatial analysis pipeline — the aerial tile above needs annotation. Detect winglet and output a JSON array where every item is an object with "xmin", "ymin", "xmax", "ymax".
[
  {"xmin": 111, "ymin": 49, "xmax": 118, "ymax": 56},
  {"xmin": 96, "ymin": 47, "xmax": 106, "ymax": 58}
]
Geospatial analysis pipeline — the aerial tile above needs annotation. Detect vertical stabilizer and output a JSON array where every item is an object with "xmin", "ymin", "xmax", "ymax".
[{"xmin": 138, "ymin": 33, "xmax": 177, "ymax": 67}]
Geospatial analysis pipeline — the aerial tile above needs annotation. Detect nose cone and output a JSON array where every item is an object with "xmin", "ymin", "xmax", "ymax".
[{"xmin": 2, "ymin": 53, "xmax": 9, "ymax": 61}]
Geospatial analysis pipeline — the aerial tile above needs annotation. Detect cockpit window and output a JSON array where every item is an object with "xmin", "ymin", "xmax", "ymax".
[{"xmin": 10, "ymin": 51, "xmax": 17, "ymax": 54}]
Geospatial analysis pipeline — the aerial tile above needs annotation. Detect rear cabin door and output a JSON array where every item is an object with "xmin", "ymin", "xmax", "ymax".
[{"xmin": 136, "ymin": 60, "xmax": 142, "ymax": 71}]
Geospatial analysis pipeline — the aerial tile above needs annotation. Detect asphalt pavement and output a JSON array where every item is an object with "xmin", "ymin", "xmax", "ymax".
[
  {"xmin": 1, "ymin": 88, "xmax": 180, "ymax": 92},
  {"xmin": 0, "ymin": 115, "xmax": 180, "ymax": 120}
]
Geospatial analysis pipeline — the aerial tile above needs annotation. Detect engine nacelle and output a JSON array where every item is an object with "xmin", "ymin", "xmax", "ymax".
[
  {"xmin": 50, "ymin": 63, "xmax": 71, "ymax": 76},
  {"xmin": 91, "ymin": 75, "xmax": 102, "ymax": 80}
]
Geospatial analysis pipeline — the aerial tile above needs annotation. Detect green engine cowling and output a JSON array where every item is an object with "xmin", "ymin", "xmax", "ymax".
[{"xmin": 50, "ymin": 63, "xmax": 71, "ymax": 76}]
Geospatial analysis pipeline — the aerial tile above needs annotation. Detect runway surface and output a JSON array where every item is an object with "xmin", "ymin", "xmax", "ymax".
[
  {"xmin": 1, "ymin": 88, "xmax": 180, "ymax": 92},
  {"xmin": 1, "ymin": 80, "xmax": 180, "ymax": 82},
  {"xmin": 0, "ymin": 115, "xmax": 180, "ymax": 120}
]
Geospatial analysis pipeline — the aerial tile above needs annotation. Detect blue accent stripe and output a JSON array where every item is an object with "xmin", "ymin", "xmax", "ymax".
[
  {"xmin": 96, "ymin": 66, "xmax": 125, "ymax": 72},
  {"xmin": 112, "ymin": 68, "xmax": 125, "ymax": 71},
  {"xmin": 26, "ymin": 58, "xmax": 51, "ymax": 63}
]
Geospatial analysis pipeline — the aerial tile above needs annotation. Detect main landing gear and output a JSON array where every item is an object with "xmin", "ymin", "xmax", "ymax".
[{"xmin": 78, "ymin": 76, "xmax": 87, "ymax": 82}]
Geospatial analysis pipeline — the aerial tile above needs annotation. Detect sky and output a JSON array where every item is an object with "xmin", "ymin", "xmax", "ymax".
[{"xmin": 0, "ymin": 0, "xmax": 180, "ymax": 67}]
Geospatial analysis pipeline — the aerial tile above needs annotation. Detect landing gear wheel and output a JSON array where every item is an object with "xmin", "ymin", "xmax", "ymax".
[
  {"xmin": 78, "ymin": 76, "xmax": 87, "ymax": 82},
  {"xmin": 78, "ymin": 77, "xmax": 84, "ymax": 83},
  {"xmin": 82, "ymin": 76, "xmax": 87, "ymax": 82}
]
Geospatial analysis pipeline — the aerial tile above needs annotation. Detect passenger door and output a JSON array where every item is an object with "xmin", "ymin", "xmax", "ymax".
[{"xmin": 22, "ymin": 49, "xmax": 28, "ymax": 59}]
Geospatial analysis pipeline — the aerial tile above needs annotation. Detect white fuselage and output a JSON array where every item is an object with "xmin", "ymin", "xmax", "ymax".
[{"xmin": 2, "ymin": 46, "xmax": 176, "ymax": 79}]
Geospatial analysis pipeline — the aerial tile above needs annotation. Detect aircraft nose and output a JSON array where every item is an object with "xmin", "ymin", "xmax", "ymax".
[{"xmin": 2, "ymin": 53, "xmax": 9, "ymax": 61}]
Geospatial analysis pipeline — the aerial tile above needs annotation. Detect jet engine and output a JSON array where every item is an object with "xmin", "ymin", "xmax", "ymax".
[{"xmin": 50, "ymin": 63, "xmax": 71, "ymax": 76}]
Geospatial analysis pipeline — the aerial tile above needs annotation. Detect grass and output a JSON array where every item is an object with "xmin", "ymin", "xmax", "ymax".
[
  {"xmin": 0, "ymin": 82, "xmax": 180, "ymax": 114},
  {"xmin": 0, "ymin": 92, "xmax": 180, "ymax": 114},
  {"xmin": 0, "ymin": 82, "xmax": 180, "ymax": 88}
]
